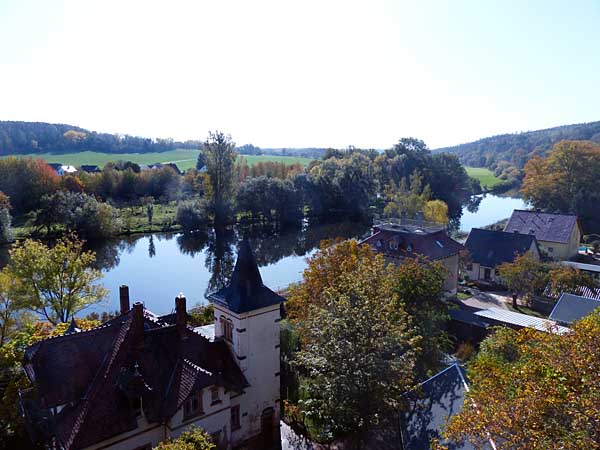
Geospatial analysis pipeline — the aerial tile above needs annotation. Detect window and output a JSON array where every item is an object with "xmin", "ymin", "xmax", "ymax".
[
  {"xmin": 466, "ymin": 263, "xmax": 473, "ymax": 271},
  {"xmin": 548, "ymin": 247, "xmax": 554, "ymax": 253},
  {"xmin": 219, "ymin": 316, "xmax": 233, "ymax": 342},
  {"xmin": 231, "ymin": 405, "xmax": 241, "ymax": 430},
  {"xmin": 211, "ymin": 387, "xmax": 220, "ymax": 404},
  {"xmin": 184, "ymin": 391, "xmax": 203, "ymax": 418}
]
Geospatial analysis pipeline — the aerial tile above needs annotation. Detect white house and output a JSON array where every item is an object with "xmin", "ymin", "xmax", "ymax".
[{"xmin": 20, "ymin": 241, "xmax": 284, "ymax": 450}]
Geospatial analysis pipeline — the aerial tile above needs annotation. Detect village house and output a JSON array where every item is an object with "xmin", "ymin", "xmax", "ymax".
[
  {"xmin": 19, "ymin": 241, "xmax": 284, "ymax": 450},
  {"xmin": 80, "ymin": 164, "xmax": 101, "ymax": 174},
  {"xmin": 47, "ymin": 164, "xmax": 78, "ymax": 176},
  {"xmin": 360, "ymin": 220, "xmax": 463, "ymax": 293},
  {"xmin": 504, "ymin": 210, "xmax": 581, "ymax": 260},
  {"xmin": 463, "ymin": 228, "xmax": 540, "ymax": 283}
]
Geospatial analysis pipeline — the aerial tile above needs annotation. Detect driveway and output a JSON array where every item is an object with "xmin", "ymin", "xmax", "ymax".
[{"xmin": 460, "ymin": 288, "xmax": 512, "ymax": 310}]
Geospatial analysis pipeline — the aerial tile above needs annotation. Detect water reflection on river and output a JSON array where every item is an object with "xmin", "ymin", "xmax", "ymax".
[
  {"xmin": 0, "ymin": 194, "xmax": 526, "ymax": 316},
  {"xmin": 86, "ymin": 220, "xmax": 371, "ymax": 315}
]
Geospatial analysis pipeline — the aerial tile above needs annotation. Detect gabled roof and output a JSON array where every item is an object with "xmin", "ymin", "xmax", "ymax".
[
  {"xmin": 80, "ymin": 164, "xmax": 100, "ymax": 173},
  {"xmin": 504, "ymin": 210, "xmax": 579, "ymax": 244},
  {"xmin": 465, "ymin": 228, "xmax": 538, "ymax": 267},
  {"xmin": 21, "ymin": 303, "xmax": 247, "ymax": 450},
  {"xmin": 209, "ymin": 240, "xmax": 286, "ymax": 314},
  {"xmin": 401, "ymin": 363, "xmax": 486, "ymax": 450},
  {"xmin": 549, "ymin": 293, "xmax": 600, "ymax": 325},
  {"xmin": 361, "ymin": 226, "xmax": 463, "ymax": 261}
]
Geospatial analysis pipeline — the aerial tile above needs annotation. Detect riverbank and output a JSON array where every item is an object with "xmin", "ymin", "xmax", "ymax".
[{"xmin": 9, "ymin": 202, "xmax": 182, "ymax": 241}]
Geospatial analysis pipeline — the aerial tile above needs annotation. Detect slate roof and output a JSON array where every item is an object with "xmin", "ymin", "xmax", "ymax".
[
  {"xmin": 504, "ymin": 210, "xmax": 579, "ymax": 244},
  {"xmin": 209, "ymin": 240, "xmax": 286, "ymax": 314},
  {"xmin": 80, "ymin": 164, "xmax": 101, "ymax": 173},
  {"xmin": 20, "ymin": 302, "xmax": 247, "ymax": 450},
  {"xmin": 549, "ymin": 293, "xmax": 600, "ymax": 325},
  {"xmin": 464, "ymin": 228, "xmax": 538, "ymax": 267},
  {"xmin": 401, "ymin": 363, "xmax": 487, "ymax": 450},
  {"xmin": 361, "ymin": 225, "xmax": 463, "ymax": 261}
]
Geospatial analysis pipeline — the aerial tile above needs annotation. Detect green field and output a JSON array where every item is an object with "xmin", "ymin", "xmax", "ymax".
[
  {"xmin": 4, "ymin": 150, "xmax": 314, "ymax": 171},
  {"xmin": 465, "ymin": 166, "xmax": 503, "ymax": 188}
]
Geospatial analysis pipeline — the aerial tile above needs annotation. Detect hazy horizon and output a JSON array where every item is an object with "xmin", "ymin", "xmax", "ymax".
[{"xmin": 1, "ymin": 0, "xmax": 599, "ymax": 149}]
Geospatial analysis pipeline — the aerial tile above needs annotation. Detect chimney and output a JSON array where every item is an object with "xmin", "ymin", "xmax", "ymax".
[
  {"xmin": 131, "ymin": 302, "xmax": 144, "ymax": 342},
  {"xmin": 119, "ymin": 285, "xmax": 130, "ymax": 314},
  {"xmin": 175, "ymin": 293, "xmax": 187, "ymax": 332}
]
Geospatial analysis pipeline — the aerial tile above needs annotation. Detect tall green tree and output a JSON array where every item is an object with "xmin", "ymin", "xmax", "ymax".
[
  {"xmin": 203, "ymin": 131, "xmax": 237, "ymax": 225},
  {"xmin": 289, "ymin": 241, "xmax": 418, "ymax": 441},
  {"xmin": 393, "ymin": 257, "xmax": 449, "ymax": 377},
  {"xmin": 8, "ymin": 235, "xmax": 107, "ymax": 324},
  {"xmin": 0, "ymin": 191, "xmax": 12, "ymax": 244}
]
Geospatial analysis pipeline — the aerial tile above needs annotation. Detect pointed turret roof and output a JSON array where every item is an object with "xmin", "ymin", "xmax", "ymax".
[{"xmin": 208, "ymin": 240, "xmax": 285, "ymax": 314}]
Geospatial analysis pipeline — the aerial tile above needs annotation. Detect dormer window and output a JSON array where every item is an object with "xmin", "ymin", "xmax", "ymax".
[
  {"xmin": 220, "ymin": 316, "xmax": 233, "ymax": 342},
  {"xmin": 184, "ymin": 391, "xmax": 203, "ymax": 418}
]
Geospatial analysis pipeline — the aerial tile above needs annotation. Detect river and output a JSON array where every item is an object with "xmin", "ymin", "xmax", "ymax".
[{"xmin": 0, "ymin": 194, "xmax": 525, "ymax": 316}]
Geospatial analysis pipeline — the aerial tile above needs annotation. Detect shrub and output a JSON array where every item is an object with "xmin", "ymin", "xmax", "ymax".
[{"xmin": 176, "ymin": 201, "xmax": 209, "ymax": 232}]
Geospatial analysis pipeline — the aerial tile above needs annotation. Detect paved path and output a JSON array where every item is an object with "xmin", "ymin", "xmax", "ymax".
[{"xmin": 460, "ymin": 288, "xmax": 512, "ymax": 310}]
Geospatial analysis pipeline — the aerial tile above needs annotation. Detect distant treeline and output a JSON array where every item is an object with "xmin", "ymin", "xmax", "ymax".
[
  {"xmin": 435, "ymin": 120, "xmax": 600, "ymax": 183},
  {"xmin": 0, "ymin": 121, "xmax": 199, "ymax": 155},
  {"xmin": 0, "ymin": 121, "xmax": 329, "ymax": 158}
]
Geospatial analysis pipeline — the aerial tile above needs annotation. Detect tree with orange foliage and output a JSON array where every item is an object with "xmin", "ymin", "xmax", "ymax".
[
  {"xmin": 62, "ymin": 175, "xmax": 84, "ymax": 193},
  {"xmin": 0, "ymin": 157, "xmax": 60, "ymax": 213},
  {"xmin": 522, "ymin": 140, "xmax": 600, "ymax": 229},
  {"xmin": 443, "ymin": 313, "xmax": 600, "ymax": 449}
]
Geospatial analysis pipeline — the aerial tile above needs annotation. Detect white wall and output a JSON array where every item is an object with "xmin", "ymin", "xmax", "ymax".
[{"xmin": 213, "ymin": 303, "xmax": 281, "ymax": 447}]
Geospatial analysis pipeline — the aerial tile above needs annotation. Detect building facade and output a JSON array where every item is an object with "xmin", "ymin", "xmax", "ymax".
[
  {"xmin": 20, "ymin": 241, "xmax": 284, "ymax": 450},
  {"xmin": 504, "ymin": 210, "xmax": 581, "ymax": 260},
  {"xmin": 361, "ymin": 222, "xmax": 463, "ymax": 294},
  {"xmin": 464, "ymin": 228, "xmax": 540, "ymax": 284}
]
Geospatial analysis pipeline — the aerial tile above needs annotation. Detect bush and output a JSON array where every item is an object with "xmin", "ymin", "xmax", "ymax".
[
  {"xmin": 155, "ymin": 426, "xmax": 215, "ymax": 450},
  {"xmin": 176, "ymin": 201, "xmax": 209, "ymax": 232}
]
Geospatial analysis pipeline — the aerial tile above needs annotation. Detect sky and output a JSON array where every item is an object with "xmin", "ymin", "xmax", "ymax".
[{"xmin": 0, "ymin": 0, "xmax": 599, "ymax": 149}]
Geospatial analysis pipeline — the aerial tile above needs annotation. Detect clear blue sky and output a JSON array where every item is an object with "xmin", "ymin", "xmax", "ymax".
[{"xmin": 0, "ymin": 0, "xmax": 599, "ymax": 149}]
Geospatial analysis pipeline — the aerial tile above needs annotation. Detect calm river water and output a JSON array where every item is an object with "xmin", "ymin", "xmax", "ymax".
[{"xmin": 0, "ymin": 195, "xmax": 526, "ymax": 316}]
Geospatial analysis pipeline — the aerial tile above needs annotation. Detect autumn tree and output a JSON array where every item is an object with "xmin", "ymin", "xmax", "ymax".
[
  {"xmin": 522, "ymin": 140, "xmax": 600, "ymax": 230},
  {"xmin": 288, "ymin": 241, "xmax": 419, "ymax": 441},
  {"xmin": 8, "ymin": 235, "xmax": 107, "ymax": 324},
  {"xmin": 546, "ymin": 264, "xmax": 598, "ymax": 295},
  {"xmin": 497, "ymin": 252, "xmax": 547, "ymax": 308},
  {"xmin": 0, "ymin": 269, "xmax": 18, "ymax": 347},
  {"xmin": 203, "ymin": 131, "xmax": 237, "ymax": 225},
  {"xmin": 444, "ymin": 313, "xmax": 600, "ymax": 449}
]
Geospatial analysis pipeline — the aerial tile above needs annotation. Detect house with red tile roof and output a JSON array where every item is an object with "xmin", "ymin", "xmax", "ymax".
[
  {"xmin": 20, "ymin": 241, "xmax": 284, "ymax": 450},
  {"xmin": 360, "ymin": 221, "xmax": 463, "ymax": 293}
]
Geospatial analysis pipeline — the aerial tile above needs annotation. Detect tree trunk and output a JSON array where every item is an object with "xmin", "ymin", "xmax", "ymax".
[{"xmin": 512, "ymin": 293, "xmax": 518, "ymax": 309}]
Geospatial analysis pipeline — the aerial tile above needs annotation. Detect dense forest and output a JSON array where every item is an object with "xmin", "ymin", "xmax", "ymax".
[
  {"xmin": 435, "ymin": 120, "xmax": 600, "ymax": 183},
  {"xmin": 0, "ymin": 121, "xmax": 328, "ymax": 158},
  {"xmin": 0, "ymin": 121, "xmax": 200, "ymax": 155}
]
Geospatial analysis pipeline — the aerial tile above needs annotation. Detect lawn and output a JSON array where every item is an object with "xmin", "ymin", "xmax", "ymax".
[
  {"xmin": 3, "ymin": 150, "xmax": 314, "ymax": 171},
  {"xmin": 465, "ymin": 166, "xmax": 503, "ymax": 188}
]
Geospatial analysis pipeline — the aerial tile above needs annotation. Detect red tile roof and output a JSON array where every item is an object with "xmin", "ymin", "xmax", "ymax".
[{"xmin": 361, "ymin": 226, "xmax": 463, "ymax": 261}]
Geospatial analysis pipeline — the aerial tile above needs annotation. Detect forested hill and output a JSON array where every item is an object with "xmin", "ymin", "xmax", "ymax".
[
  {"xmin": 0, "ymin": 121, "xmax": 199, "ymax": 155},
  {"xmin": 434, "ymin": 120, "xmax": 600, "ymax": 181}
]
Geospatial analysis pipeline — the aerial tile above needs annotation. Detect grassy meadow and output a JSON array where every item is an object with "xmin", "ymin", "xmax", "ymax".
[
  {"xmin": 465, "ymin": 166, "xmax": 503, "ymax": 188},
  {"xmin": 3, "ymin": 150, "xmax": 314, "ymax": 171}
]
